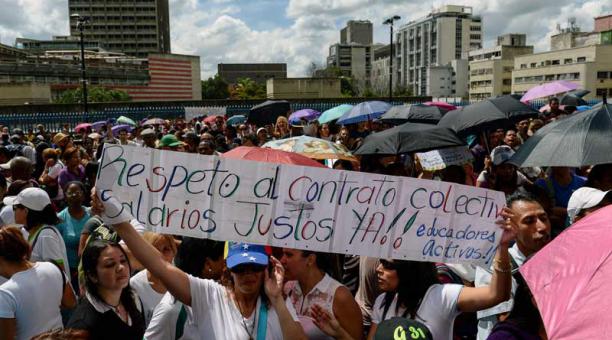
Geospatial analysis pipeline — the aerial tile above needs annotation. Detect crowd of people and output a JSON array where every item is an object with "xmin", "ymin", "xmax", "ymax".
[{"xmin": 0, "ymin": 97, "xmax": 610, "ymax": 340}]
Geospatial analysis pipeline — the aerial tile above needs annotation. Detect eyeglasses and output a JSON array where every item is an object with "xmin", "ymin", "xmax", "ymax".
[
  {"xmin": 230, "ymin": 264, "xmax": 266, "ymax": 274},
  {"xmin": 66, "ymin": 191, "xmax": 83, "ymax": 198}
]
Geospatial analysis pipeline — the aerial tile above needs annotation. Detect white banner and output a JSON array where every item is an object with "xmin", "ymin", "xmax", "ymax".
[{"xmin": 97, "ymin": 145, "xmax": 506, "ymax": 265}]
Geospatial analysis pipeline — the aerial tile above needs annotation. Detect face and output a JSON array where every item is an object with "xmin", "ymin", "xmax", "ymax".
[
  {"xmin": 494, "ymin": 163, "xmax": 516, "ymax": 182},
  {"xmin": 277, "ymin": 120, "xmax": 288, "ymax": 130},
  {"xmin": 65, "ymin": 183, "xmax": 84, "ymax": 206},
  {"xmin": 504, "ymin": 130, "xmax": 518, "ymax": 147},
  {"xmin": 230, "ymin": 264, "xmax": 266, "ymax": 295},
  {"xmin": 510, "ymin": 200, "xmax": 551, "ymax": 257},
  {"xmin": 143, "ymin": 135, "xmax": 156, "ymax": 146},
  {"xmin": 280, "ymin": 248, "xmax": 311, "ymax": 281},
  {"xmin": 92, "ymin": 246, "xmax": 131, "ymax": 292},
  {"xmin": 119, "ymin": 131, "xmax": 128, "ymax": 140},
  {"xmin": 550, "ymin": 100, "xmax": 560, "ymax": 111},
  {"xmin": 516, "ymin": 120, "xmax": 529, "ymax": 133},
  {"xmin": 68, "ymin": 151, "xmax": 80, "ymax": 167},
  {"xmin": 198, "ymin": 142, "xmax": 215, "ymax": 155},
  {"xmin": 376, "ymin": 260, "xmax": 400, "ymax": 292},
  {"xmin": 339, "ymin": 128, "xmax": 349, "ymax": 140},
  {"xmin": 215, "ymin": 117, "xmax": 224, "ymax": 128},
  {"xmin": 13, "ymin": 204, "xmax": 27, "ymax": 225},
  {"xmin": 320, "ymin": 124, "xmax": 330, "ymax": 137}
]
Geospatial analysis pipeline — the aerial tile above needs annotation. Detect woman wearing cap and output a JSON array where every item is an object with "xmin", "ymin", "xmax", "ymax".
[
  {"xmin": 91, "ymin": 190, "xmax": 307, "ymax": 340},
  {"xmin": 0, "ymin": 227, "xmax": 76, "ymax": 340},
  {"xmin": 4, "ymin": 187, "xmax": 70, "ymax": 274},
  {"xmin": 365, "ymin": 210, "xmax": 517, "ymax": 340},
  {"xmin": 281, "ymin": 249, "xmax": 363, "ymax": 339}
]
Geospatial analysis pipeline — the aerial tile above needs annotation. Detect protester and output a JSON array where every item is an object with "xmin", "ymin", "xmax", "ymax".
[
  {"xmin": 158, "ymin": 134, "xmax": 185, "ymax": 151},
  {"xmin": 0, "ymin": 226, "xmax": 76, "ymax": 340},
  {"xmin": 58, "ymin": 148, "xmax": 86, "ymax": 190},
  {"xmin": 274, "ymin": 116, "xmax": 291, "ymax": 139},
  {"xmin": 140, "ymin": 128, "xmax": 157, "ymax": 148},
  {"xmin": 281, "ymin": 249, "xmax": 363, "ymax": 339},
  {"xmin": 0, "ymin": 180, "xmax": 33, "ymax": 226},
  {"xmin": 67, "ymin": 239, "xmax": 146, "ymax": 338},
  {"xmin": 586, "ymin": 163, "xmax": 612, "ymax": 191},
  {"xmin": 527, "ymin": 119, "xmax": 543, "ymax": 137},
  {"xmin": 477, "ymin": 146, "xmax": 530, "ymax": 195},
  {"xmin": 197, "ymin": 140, "xmax": 217, "ymax": 156},
  {"xmin": 502, "ymin": 130, "xmax": 521, "ymax": 150},
  {"xmin": 515, "ymin": 119, "xmax": 530, "ymax": 144},
  {"xmin": 567, "ymin": 187, "xmax": 612, "ymax": 224}
]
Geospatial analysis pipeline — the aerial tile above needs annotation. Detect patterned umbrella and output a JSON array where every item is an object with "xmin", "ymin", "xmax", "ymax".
[{"xmin": 263, "ymin": 136, "xmax": 356, "ymax": 162}]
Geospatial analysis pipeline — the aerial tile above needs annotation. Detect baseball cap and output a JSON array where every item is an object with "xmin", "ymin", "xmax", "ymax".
[
  {"xmin": 224, "ymin": 242, "xmax": 269, "ymax": 270},
  {"xmin": 159, "ymin": 134, "xmax": 183, "ymax": 148},
  {"xmin": 374, "ymin": 317, "xmax": 433, "ymax": 340},
  {"xmin": 491, "ymin": 145, "xmax": 515, "ymax": 166},
  {"xmin": 140, "ymin": 128, "xmax": 156, "ymax": 137},
  {"xmin": 567, "ymin": 187, "xmax": 611, "ymax": 223},
  {"xmin": 3, "ymin": 187, "xmax": 51, "ymax": 211}
]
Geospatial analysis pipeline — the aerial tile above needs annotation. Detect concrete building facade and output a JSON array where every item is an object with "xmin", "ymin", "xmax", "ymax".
[
  {"xmin": 68, "ymin": 0, "xmax": 171, "ymax": 58},
  {"xmin": 326, "ymin": 20, "xmax": 374, "ymax": 89},
  {"xmin": 217, "ymin": 63, "xmax": 287, "ymax": 85},
  {"xmin": 468, "ymin": 34, "xmax": 533, "ymax": 101},
  {"xmin": 266, "ymin": 78, "xmax": 341, "ymax": 99},
  {"xmin": 511, "ymin": 44, "xmax": 612, "ymax": 100},
  {"xmin": 341, "ymin": 20, "xmax": 373, "ymax": 45},
  {"xmin": 370, "ymin": 44, "xmax": 392, "ymax": 94},
  {"xmin": 0, "ymin": 83, "xmax": 52, "ymax": 105},
  {"xmin": 395, "ymin": 5, "xmax": 482, "ymax": 96}
]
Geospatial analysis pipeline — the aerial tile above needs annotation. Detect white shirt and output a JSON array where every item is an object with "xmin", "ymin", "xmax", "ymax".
[
  {"xmin": 0, "ymin": 205, "xmax": 14, "ymax": 226},
  {"xmin": 28, "ymin": 225, "xmax": 71, "ymax": 274},
  {"xmin": 0, "ymin": 262, "xmax": 65, "ymax": 340},
  {"xmin": 130, "ymin": 270, "xmax": 164, "ymax": 326},
  {"xmin": 145, "ymin": 292, "xmax": 201, "ymax": 340},
  {"xmin": 189, "ymin": 275, "xmax": 299, "ymax": 339},
  {"xmin": 47, "ymin": 162, "xmax": 65, "ymax": 200},
  {"xmin": 372, "ymin": 284, "xmax": 463, "ymax": 340}
]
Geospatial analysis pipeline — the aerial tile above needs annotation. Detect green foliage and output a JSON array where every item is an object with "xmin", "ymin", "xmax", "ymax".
[
  {"xmin": 55, "ymin": 86, "xmax": 131, "ymax": 104},
  {"xmin": 201, "ymin": 74, "xmax": 230, "ymax": 99},
  {"xmin": 230, "ymin": 77, "xmax": 267, "ymax": 99}
]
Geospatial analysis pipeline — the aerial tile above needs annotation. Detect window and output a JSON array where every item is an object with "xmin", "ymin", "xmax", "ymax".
[
  {"xmin": 577, "ymin": 57, "xmax": 586, "ymax": 62},
  {"xmin": 551, "ymin": 60, "xmax": 560, "ymax": 65},
  {"xmin": 502, "ymin": 79, "xmax": 512, "ymax": 85},
  {"xmin": 564, "ymin": 58, "xmax": 572, "ymax": 64},
  {"xmin": 597, "ymin": 71, "xmax": 609, "ymax": 79},
  {"xmin": 530, "ymin": 63, "xmax": 536, "ymax": 68},
  {"xmin": 520, "ymin": 64, "xmax": 527, "ymax": 69},
  {"xmin": 596, "ymin": 88, "xmax": 607, "ymax": 96}
]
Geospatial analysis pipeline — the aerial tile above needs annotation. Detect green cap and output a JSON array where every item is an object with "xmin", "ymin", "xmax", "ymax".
[{"xmin": 159, "ymin": 134, "xmax": 183, "ymax": 147}]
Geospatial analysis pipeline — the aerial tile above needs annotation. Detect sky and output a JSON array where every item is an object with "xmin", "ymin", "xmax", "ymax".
[{"xmin": 0, "ymin": 0, "xmax": 610, "ymax": 79}]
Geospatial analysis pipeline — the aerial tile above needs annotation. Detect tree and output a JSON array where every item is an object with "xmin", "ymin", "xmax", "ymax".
[
  {"xmin": 201, "ymin": 74, "xmax": 230, "ymax": 99},
  {"xmin": 230, "ymin": 77, "xmax": 267, "ymax": 99},
  {"xmin": 54, "ymin": 86, "xmax": 131, "ymax": 104}
]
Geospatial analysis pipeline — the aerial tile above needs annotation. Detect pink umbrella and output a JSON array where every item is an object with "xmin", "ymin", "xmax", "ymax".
[
  {"xmin": 75, "ymin": 123, "xmax": 92, "ymax": 133},
  {"xmin": 204, "ymin": 115, "xmax": 224, "ymax": 124},
  {"xmin": 423, "ymin": 101, "xmax": 457, "ymax": 111},
  {"xmin": 520, "ymin": 80, "xmax": 579, "ymax": 103},
  {"xmin": 520, "ymin": 205, "xmax": 612, "ymax": 340}
]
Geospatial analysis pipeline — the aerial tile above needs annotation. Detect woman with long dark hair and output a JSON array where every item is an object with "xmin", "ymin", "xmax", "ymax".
[{"xmin": 67, "ymin": 240, "xmax": 145, "ymax": 338}]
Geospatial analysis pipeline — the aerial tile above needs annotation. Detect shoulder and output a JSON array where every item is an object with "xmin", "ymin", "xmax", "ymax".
[
  {"xmin": 333, "ymin": 285, "xmax": 355, "ymax": 304},
  {"xmin": 373, "ymin": 293, "xmax": 386, "ymax": 308},
  {"xmin": 130, "ymin": 270, "xmax": 149, "ymax": 288},
  {"xmin": 67, "ymin": 298, "xmax": 100, "ymax": 329}
]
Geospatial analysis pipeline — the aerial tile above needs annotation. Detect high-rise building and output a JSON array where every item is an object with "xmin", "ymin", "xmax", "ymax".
[
  {"xmin": 327, "ymin": 20, "xmax": 374, "ymax": 88},
  {"xmin": 468, "ymin": 34, "xmax": 533, "ymax": 101},
  {"xmin": 68, "ymin": 0, "xmax": 171, "ymax": 58},
  {"xmin": 341, "ymin": 20, "xmax": 373, "ymax": 45},
  {"xmin": 395, "ymin": 5, "xmax": 482, "ymax": 96}
]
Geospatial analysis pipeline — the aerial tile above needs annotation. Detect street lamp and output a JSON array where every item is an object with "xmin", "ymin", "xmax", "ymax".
[
  {"xmin": 71, "ymin": 13, "xmax": 90, "ymax": 114},
  {"xmin": 383, "ymin": 15, "xmax": 401, "ymax": 101}
]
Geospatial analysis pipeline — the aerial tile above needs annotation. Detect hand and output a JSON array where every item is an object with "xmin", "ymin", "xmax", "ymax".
[
  {"xmin": 264, "ymin": 256, "xmax": 285, "ymax": 304},
  {"xmin": 90, "ymin": 187, "xmax": 133, "ymax": 225},
  {"xmin": 45, "ymin": 158, "xmax": 55, "ymax": 168},
  {"xmin": 497, "ymin": 207, "xmax": 518, "ymax": 246},
  {"xmin": 310, "ymin": 304, "xmax": 345, "ymax": 338}
]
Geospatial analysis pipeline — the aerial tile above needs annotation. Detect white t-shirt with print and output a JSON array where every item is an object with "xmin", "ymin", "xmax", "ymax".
[
  {"xmin": 189, "ymin": 275, "xmax": 299, "ymax": 340},
  {"xmin": 0, "ymin": 262, "xmax": 65, "ymax": 340},
  {"xmin": 372, "ymin": 284, "xmax": 463, "ymax": 340},
  {"xmin": 130, "ymin": 269, "xmax": 164, "ymax": 326}
]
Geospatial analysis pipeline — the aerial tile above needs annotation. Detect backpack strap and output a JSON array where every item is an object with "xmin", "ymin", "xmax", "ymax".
[{"xmin": 30, "ymin": 226, "xmax": 59, "ymax": 251}]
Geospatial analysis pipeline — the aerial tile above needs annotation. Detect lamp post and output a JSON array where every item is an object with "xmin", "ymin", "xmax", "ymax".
[
  {"xmin": 383, "ymin": 15, "xmax": 401, "ymax": 102},
  {"xmin": 72, "ymin": 14, "xmax": 89, "ymax": 114}
]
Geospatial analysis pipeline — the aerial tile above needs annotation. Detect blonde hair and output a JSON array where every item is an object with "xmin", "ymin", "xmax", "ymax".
[
  {"xmin": 143, "ymin": 232, "xmax": 177, "ymax": 254},
  {"xmin": 42, "ymin": 148, "xmax": 61, "ymax": 160}
]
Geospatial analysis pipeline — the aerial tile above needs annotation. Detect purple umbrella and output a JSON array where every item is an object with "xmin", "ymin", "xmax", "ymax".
[
  {"xmin": 288, "ymin": 109, "xmax": 321, "ymax": 125},
  {"xmin": 111, "ymin": 124, "xmax": 133, "ymax": 136},
  {"xmin": 92, "ymin": 120, "xmax": 107, "ymax": 131},
  {"xmin": 520, "ymin": 80, "xmax": 579, "ymax": 103}
]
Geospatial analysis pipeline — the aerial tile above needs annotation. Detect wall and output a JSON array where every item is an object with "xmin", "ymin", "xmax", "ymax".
[
  {"xmin": 0, "ymin": 83, "xmax": 51, "ymax": 105},
  {"xmin": 266, "ymin": 78, "xmax": 342, "ymax": 99}
]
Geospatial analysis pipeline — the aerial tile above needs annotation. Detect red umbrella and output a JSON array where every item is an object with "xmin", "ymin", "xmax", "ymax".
[
  {"xmin": 221, "ymin": 146, "xmax": 326, "ymax": 168},
  {"xmin": 75, "ymin": 123, "xmax": 92, "ymax": 133},
  {"xmin": 423, "ymin": 101, "xmax": 457, "ymax": 111},
  {"xmin": 204, "ymin": 115, "xmax": 225, "ymax": 124}
]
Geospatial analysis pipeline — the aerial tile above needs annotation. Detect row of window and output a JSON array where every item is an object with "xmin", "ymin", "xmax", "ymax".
[
  {"xmin": 519, "ymin": 56, "xmax": 587, "ymax": 69},
  {"xmin": 595, "ymin": 88, "xmax": 612, "ymax": 96},
  {"xmin": 71, "ymin": 6, "xmax": 156, "ymax": 12},
  {"xmin": 597, "ymin": 71, "xmax": 612, "ymax": 79},
  {"xmin": 0, "ymin": 75, "xmax": 146, "ymax": 86},
  {"xmin": 514, "ymin": 72, "xmax": 580, "ymax": 83}
]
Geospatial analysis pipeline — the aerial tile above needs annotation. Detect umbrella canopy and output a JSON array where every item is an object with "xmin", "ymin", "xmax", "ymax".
[
  {"xmin": 111, "ymin": 124, "xmax": 133, "ymax": 136},
  {"xmin": 204, "ymin": 115, "xmax": 224, "ymax": 124},
  {"xmin": 318, "ymin": 104, "xmax": 354, "ymax": 124},
  {"xmin": 117, "ymin": 116, "xmax": 136, "ymax": 126},
  {"xmin": 226, "ymin": 115, "xmax": 247, "ymax": 126},
  {"xmin": 509, "ymin": 102, "xmax": 612, "ymax": 167},
  {"xmin": 423, "ymin": 101, "xmax": 457, "ymax": 111},
  {"xmin": 520, "ymin": 80, "xmax": 579, "ymax": 102},
  {"xmin": 379, "ymin": 104, "xmax": 447, "ymax": 125},
  {"xmin": 337, "ymin": 101, "xmax": 392, "ymax": 125},
  {"xmin": 288, "ymin": 109, "xmax": 321, "ymax": 125},
  {"xmin": 92, "ymin": 120, "xmax": 107, "ymax": 131},
  {"xmin": 437, "ymin": 95, "xmax": 538, "ymax": 136},
  {"xmin": 559, "ymin": 93, "xmax": 588, "ymax": 106},
  {"xmin": 142, "ymin": 118, "xmax": 166, "ymax": 126},
  {"xmin": 354, "ymin": 123, "xmax": 465, "ymax": 155},
  {"xmin": 263, "ymin": 136, "xmax": 356, "ymax": 162},
  {"xmin": 248, "ymin": 100, "xmax": 291, "ymax": 126},
  {"xmin": 74, "ymin": 123, "xmax": 92, "ymax": 133},
  {"xmin": 520, "ymin": 205, "xmax": 612, "ymax": 340},
  {"xmin": 221, "ymin": 146, "xmax": 326, "ymax": 168},
  {"xmin": 567, "ymin": 89, "xmax": 590, "ymax": 98}
]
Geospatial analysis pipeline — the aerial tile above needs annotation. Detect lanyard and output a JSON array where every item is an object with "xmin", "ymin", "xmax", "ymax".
[{"xmin": 256, "ymin": 300, "xmax": 268, "ymax": 340}]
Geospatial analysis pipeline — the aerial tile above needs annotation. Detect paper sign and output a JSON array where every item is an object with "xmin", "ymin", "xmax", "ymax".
[
  {"xmin": 416, "ymin": 146, "xmax": 474, "ymax": 171},
  {"xmin": 96, "ymin": 145, "xmax": 506, "ymax": 265}
]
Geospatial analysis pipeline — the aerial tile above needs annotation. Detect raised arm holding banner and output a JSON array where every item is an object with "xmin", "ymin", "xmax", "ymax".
[{"xmin": 96, "ymin": 145, "xmax": 506, "ymax": 266}]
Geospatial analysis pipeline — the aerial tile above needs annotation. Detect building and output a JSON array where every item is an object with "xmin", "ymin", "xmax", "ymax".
[
  {"xmin": 0, "ymin": 83, "xmax": 51, "ymax": 105},
  {"xmin": 217, "ymin": 63, "xmax": 287, "ymax": 85},
  {"xmin": 511, "ymin": 44, "xmax": 612, "ymax": 100},
  {"xmin": 396, "ymin": 5, "xmax": 483, "ymax": 96},
  {"xmin": 468, "ymin": 34, "xmax": 534, "ymax": 101},
  {"xmin": 341, "ymin": 20, "xmax": 373, "ymax": 45},
  {"xmin": 68, "ymin": 0, "xmax": 171, "ymax": 58},
  {"xmin": 426, "ymin": 59, "xmax": 468, "ymax": 98},
  {"xmin": 266, "ymin": 78, "xmax": 341, "ymax": 99},
  {"xmin": 16, "ymin": 36, "xmax": 108, "ymax": 55},
  {"xmin": 595, "ymin": 14, "xmax": 612, "ymax": 44},
  {"xmin": 370, "ymin": 44, "xmax": 392, "ymax": 94}
]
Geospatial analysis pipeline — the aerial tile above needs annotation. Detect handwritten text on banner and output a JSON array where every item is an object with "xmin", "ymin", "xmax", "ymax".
[{"xmin": 96, "ymin": 145, "xmax": 506, "ymax": 265}]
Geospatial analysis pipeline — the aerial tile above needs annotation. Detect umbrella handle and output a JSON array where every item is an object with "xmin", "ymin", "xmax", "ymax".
[{"xmin": 482, "ymin": 131, "xmax": 491, "ymax": 154}]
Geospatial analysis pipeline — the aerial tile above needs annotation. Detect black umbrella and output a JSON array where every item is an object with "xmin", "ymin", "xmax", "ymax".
[
  {"xmin": 379, "ymin": 104, "xmax": 447, "ymax": 125},
  {"xmin": 354, "ymin": 123, "xmax": 465, "ymax": 155},
  {"xmin": 248, "ymin": 100, "xmax": 291, "ymax": 125},
  {"xmin": 510, "ymin": 102, "xmax": 612, "ymax": 167},
  {"xmin": 438, "ymin": 95, "xmax": 538, "ymax": 136},
  {"xmin": 559, "ymin": 93, "xmax": 588, "ymax": 106}
]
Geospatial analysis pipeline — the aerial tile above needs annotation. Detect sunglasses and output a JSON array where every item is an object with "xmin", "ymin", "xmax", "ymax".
[{"xmin": 230, "ymin": 264, "xmax": 266, "ymax": 274}]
